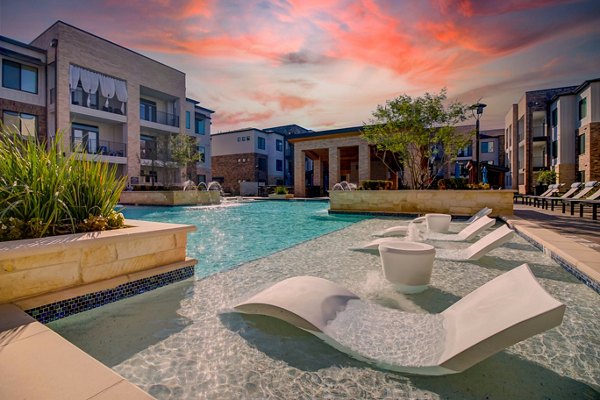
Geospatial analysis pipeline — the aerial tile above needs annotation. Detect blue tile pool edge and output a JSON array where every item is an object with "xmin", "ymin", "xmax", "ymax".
[{"xmin": 26, "ymin": 265, "xmax": 194, "ymax": 324}]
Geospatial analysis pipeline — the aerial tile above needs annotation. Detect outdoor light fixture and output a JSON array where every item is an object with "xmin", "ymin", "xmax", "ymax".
[{"xmin": 470, "ymin": 102, "xmax": 487, "ymax": 183}]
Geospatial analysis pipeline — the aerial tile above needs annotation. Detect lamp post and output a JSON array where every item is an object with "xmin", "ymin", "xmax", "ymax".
[{"xmin": 470, "ymin": 102, "xmax": 487, "ymax": 183}]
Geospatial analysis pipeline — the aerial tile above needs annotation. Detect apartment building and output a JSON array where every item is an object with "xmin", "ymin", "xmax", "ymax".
[
  {"xmin": 211, "ymin": 128, "xmax": 285, "ymax": 195},
  {"xmin": 0, "ymin": 36, "xmax": 47, "ymax": 141},
  {"xmin": 1, "ymin": 21, "xmax": 214, "ymax": 188},
  {"xmin": 549, "ymin": 79, "xmax": 600, "ymax": 185},
  {"xmin": 504, "ymin": 85, "xmax": 578, "ymax": 194},
  {"xmin": 452, "ymin": 129, "xmax": 507, "ymax": 187},
  {"xmin": 263, "ymin": 124, "xmax": 312, "ymax": 186}
]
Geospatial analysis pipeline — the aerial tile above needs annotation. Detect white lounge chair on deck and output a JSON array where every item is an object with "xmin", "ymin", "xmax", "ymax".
[
  {"xmin": 234, "ymin": 264, "xmax": 565, "ymax": 376},
  {"xmin": 424, "ymin": 215, "xmax": 496, "ymax": 242},
  {"xmin": 436, "ymin": 225, "xmax": 515, "ymax": 261},
  {"xmin": 374, "ymin": 208, "xmax": 492, "ymax": 237}
]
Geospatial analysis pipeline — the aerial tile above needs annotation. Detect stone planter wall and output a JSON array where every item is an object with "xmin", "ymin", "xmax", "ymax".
[
  {"xmin": 329, "ymin": 190, "xmax": 514, "ymax": 216},
  {"xmin": 120, "ymin": 190, "xmax": 221, "ymax": 206},
  {"xmin": 268, "ymin": 194, "xmax": 294, "ymax": 199},
  {"xmin": 0, "ymin": 220, "xmax": 196, "ymax": 304}
]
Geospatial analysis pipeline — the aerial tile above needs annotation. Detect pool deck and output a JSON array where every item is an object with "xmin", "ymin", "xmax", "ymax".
[
  {"xmin": 502, "ymin": 204, "xmax": 600, "ymax": 289},
  {"xmin": 0, "ymin": 204, "xmax": 598, "ymax": 399}
]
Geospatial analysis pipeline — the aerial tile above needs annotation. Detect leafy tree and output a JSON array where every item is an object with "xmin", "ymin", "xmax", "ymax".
[
  {"xmin": 169, "ymin": 133, "xmax": 199, "ymax": 182},
  {"xmin": 362, "ymin": 89, "xmax": 473, "ymax": 189}
]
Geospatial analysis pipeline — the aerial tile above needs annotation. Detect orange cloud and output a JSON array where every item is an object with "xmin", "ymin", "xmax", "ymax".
[{"xmin": 215, "ymin": 110, "xmax": 276, "ymax": 128}]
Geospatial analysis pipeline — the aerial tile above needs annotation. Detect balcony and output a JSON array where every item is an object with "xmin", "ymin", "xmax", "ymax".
[
  {"xmin": 71, "ymin": 87, "xmax": 127, "ymax": 118},
  {"xmin": 139, "ymin": 143, "xmax": 176, "ymax": 163},
  {"xmin": 140, "ymin": 109, "xmax": 179, "ymax": 127},
  {"xmin": 71, "ymin": 139, "xmax": 127, "ymax": 163},
  {"xmin": 533, "ymin": 156, "xmax": 546, "ymax": 170}
]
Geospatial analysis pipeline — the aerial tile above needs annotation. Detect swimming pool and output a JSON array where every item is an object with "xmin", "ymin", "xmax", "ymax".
[
  {"xmin": 49, "ymin": 204, "xmax": 600, "ymax": 399},
  {"xmin": 122, "ymin": 201, "xmax": 370, "ymax": 277}
]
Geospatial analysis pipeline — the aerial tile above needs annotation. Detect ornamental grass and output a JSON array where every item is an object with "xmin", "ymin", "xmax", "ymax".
[{"xmin": 0, "ymin": 127, "xmax": 126, "ymax": 241}]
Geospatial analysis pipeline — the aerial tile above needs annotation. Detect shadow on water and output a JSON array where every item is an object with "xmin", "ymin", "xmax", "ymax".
[
  {"xmin": 475, "ymin": 257, "xmax": 581, "ymax": 284},
  {"xmin": 502, "ymin": 242, "xmax": 540, "ymax": 251},
  {"xmin": 406, "ymin": 287, "xmax": 462, "ymax": 313},
  {"xmin": 221, "ymin": 313, "xmax": 600, "ymax": 399},
  {"xmin": 48, "ymin": 280, "xmax": 195, "ymax": 367}
]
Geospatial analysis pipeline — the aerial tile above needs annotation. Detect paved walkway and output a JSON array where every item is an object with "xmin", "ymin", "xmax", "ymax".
[{"xmin": 502, "ymin": 204, "xmax": 600, "ymax": 290}]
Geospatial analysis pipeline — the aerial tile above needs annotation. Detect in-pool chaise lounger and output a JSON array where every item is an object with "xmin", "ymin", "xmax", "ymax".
[
  {"xmin": 352, "ymin": 225, "xmax": 515, "ymax": 261},
  {"xmin": 234, "ymin": 264, "xmax": 564, "ymax": 375},
  {"xmin": 374, "ymin": 207, "xmax": 492, "ymax": 237}
]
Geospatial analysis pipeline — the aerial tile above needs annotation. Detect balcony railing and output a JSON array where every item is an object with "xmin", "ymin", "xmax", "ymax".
[
  {"xmin": 140, "ymin": 143, "xmax": 175, "ymax": 162},
  {"xmin": 140, "ymin": 109, "xmax": 179, "ymax": 128},
  {"xmin": 533, "ymin": 156, "xmax": 546, "ymax": 168},
  {"xmin": 532, "ymin": 126, "xmax": 546, "ymax": 138},
  {"xmin": 71, "ymin": 88, "xmax": 126, "ymax": 116},
  {"xmin": 72, "ymin": 139, "xmax": 127, "ymax": 157}
]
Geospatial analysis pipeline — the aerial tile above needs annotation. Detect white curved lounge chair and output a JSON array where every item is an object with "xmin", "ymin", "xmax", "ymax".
[
  {"xmin": 436, "ymin": 225, "xmax": 515, "ymax": 261},
  {"xmin": 351, "ymin": 224, "xmax": 514, "ymax": 260},
  {"xmin": 426, "ymin": 215, "xmax": 496, "ymax": 241},
  {"xmin": 374, "ymin": 208, "xmax": 492, "ymax": 237},
  {"xmin": 234, "ymin": 264, "xmax": 565, "ymax": 376}
]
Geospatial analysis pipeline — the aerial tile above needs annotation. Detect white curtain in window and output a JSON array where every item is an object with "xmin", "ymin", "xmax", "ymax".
[
  {"xmin": 79, "ymin": 69, "xmax": 100, "ymax": 107},
  {"xmin": 69, "ymin": 65, "xmax": 80, "ymax": 91},
  {"xmin": 99, "ymin": 74, "xmax": 116, "ymax": 108},
  {"xmin": 114, "ymin": 79, "xmax": 128, "ymax": 114}
]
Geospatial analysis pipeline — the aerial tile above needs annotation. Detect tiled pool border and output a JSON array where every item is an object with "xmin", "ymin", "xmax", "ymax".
[
  {"xmin": 26, "ymin": 265, "xmax": 194, "ymax": 324},
  {"xmin": 505, "ymin": 225, "xmax": 600, "ymax": 294}
]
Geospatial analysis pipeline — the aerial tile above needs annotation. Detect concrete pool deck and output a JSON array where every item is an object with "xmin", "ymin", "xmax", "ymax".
[{"xmin": 0, "ymin": 207, "xmax": 598, "ymax": 399}]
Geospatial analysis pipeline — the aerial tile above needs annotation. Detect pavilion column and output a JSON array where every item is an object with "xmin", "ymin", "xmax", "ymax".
[
  {"xmin": 358, "ymin": 143, "xmax": 370, "ymax": 185},
  {"xmin": 328, "ymin": 146, "xmax": 339, "ymax": 190},
  {"xmin": 294, "ymin": 147, "xmax": 306, "ymax": 197},
  {"xmin": 313, "ymin": 159, "xmax": 322, "ymax": 187}
]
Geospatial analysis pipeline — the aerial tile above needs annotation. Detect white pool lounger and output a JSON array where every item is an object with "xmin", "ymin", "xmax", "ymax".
[
  {"xmin": 373, "ymin": 208, "xmax": 493, "ymax": 237},
  {"xmin": 436, "ymin": 225, "xmax": 515, "ymax": 261},
  {"xmin": 234, "ymin": 264, "xmax": 565, "ymax": 375}
]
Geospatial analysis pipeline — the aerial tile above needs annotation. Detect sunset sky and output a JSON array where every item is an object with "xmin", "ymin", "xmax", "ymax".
[{"xmin": 1, "ymin": 0, "xmax": 599, "ymax": 132}]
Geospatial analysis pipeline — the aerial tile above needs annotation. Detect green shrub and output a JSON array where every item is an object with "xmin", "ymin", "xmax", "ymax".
[
  {"xmin": 536, "ymin": 170, "xmax": 556, "ymax": 185},
  {"xmin": 274, "ymin": 186, "xmax": 288, "ymax": 195},
  {"xmin": 0, "ymin": 129, "xmax": 126, "ymax": 241},
  {"xmin": 438, "ymin": 178, "xmax": 468, "ymax": 190},
  {"xmin": 360, "ymin": 180, "xmax": 392, "ymax": 190}
]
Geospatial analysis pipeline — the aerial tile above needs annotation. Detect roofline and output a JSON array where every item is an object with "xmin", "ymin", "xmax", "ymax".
[
  {"xmin": 30, "ymin": 20, "xmax": 185, "ymax": 75},
  {"xmin": 186, "ymin": 98, "xmax": 199, "ymax": 104},
  {"xmin": 211, "ymin": 128, "xmax": 264, "ymax": 136},
  {"xmin": 289, "ymin": 125, "xmax": 364, "ymax": 140},
  {"xmin": 0, "ymin": 35, "xmax": 46, "ymax": 53},
  {"xmin": 195, "ymin": 105, "xmax": 215, "ymax": 114},
  {"xmin": 550, "ymin": 78, "xmax": 600, "ymax": 101}
]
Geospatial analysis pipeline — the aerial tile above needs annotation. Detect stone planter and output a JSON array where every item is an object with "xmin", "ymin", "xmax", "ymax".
[
  {"xmin": 120, "ymin": 190, "xmax": 221, "ymax": 206},
  {"xmin": 0, "ymin": 220, "xmax": 196, "ymax": 305},
  {"xmin": 330, "ymin": 190, "xmax": 514, "ymax": 216},
  {"xmin": 268, "ymin": 194, "xmax": 295, "ymax": 199}
]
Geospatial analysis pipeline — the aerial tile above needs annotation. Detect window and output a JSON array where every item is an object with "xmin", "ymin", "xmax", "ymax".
[
  {"xmin": 140, "ymin": 99, "xmax": 157, "ymax": 122},
  {"xmin": 72, "ymin": 124, "xmax": 99, "ymax": 153},
  {"xmin": 197, "ymin": 174, "xmax": 206, "ymax": 183},
  {"xmin": 579, "ymin": 98, "xmax": 587, "ymax": 120},
  {"xmin": 481, "ymin": 141, "xmax": 494, "ymax": 153},
  {"xmin": 246, "ymin": 136, "xmax": 250, "ymax": 141},
  {"xmin": 551, "ymin": 108, "xmax": 558, "ymax": 127},
  {"xmin": 71, "ymin": 82, "xmax": 98, "ymax": 109},
  {"xmin": 2, "ymin": 60, "xmax": 38, "ymax": 94},
  {"xmin": 276, "ymin": 159, "xmax": 283, "ymax": 171},
  {"xmin": 577, "ymin": 133, "xmax": 586, "ymax": 155},
  {"xmin": 257, "ymin": 158, "xmax": 267, "ymax": 171},
  {"xmin": 195, "ymin": 118, "xmax": 205, "ymax": 134},
  {"xmin": 457, "ymin": 145, "xmax": 472, "ymax": 158},
  {"xmin": 2, "ymin": 111, "xmax": 37, "ymax": 137},
  {"xmin": 186, "ymin": 111, "xmax": 191, "ymax": 129},
  {"xmin": 551, "ymin": 140, "xmax": 558, "ymax": 160},
  {"xmin": 257, "ymin": 136, "xmax": 266, "ymax": 150},
  {"xmin": 276, "ymin": 139, "xmax": 283, "ymax": 152},
  {"xmin": 197, "ymin": 145, "xmax": 206, "ymax": 163}
]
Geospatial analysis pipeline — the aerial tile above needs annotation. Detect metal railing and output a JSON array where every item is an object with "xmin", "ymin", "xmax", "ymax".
[
  {"xmin": 139, "ymin": 143, "xmax": 176, "ymax": 161},
  {"xmin": 72, "ymin": 139, "xmax": 127, "ymax": 157},
  {"xmin": 140, "ymin": 109, "xmax": 179, "ymax": 128},
  {"xmin": 532, "ymin": 126, "xmax": 546, "ymax": 138}
]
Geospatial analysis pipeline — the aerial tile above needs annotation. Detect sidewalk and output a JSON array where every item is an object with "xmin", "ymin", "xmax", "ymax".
[{"xmin": 501, "ymin": 204, "xmax": 600, "ymax": 292}]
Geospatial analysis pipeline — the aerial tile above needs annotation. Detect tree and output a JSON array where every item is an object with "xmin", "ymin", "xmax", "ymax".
[
  {"xmin": 361, "ymin": 89, "xmax": 474, "ymax": 189},
  {"xmin": 169, "ymin": 133, "xmax": 199, "ymax": 182}
]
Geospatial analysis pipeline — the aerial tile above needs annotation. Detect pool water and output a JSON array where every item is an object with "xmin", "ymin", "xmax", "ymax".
[
  {"xmin": 49, "ymin": 204, "xmax": 600, "ymax": 399},
  {"xmin": 121, "ymin": 201, "xmax": 370, "ymax": 277}
]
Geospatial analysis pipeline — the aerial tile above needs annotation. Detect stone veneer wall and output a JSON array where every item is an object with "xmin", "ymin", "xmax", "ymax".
[
  {"xmin": 120, "ymin": 190, "xmax": 221, "ymax": 206},
  {"xmin": 330, "ymin": 190, "xmax": 514, "ymax": 216},
  {"xmin": 0, "ymin": 220, "xmax": 195, "ymax": 304},
  {"xmin": 578, "ymin": 122, "xmax": 600, "ymax": 181},
  {"xmin": 0, "ymin": 99, "xmax": 47, "ymax": 142},
  {"xmin": 212, "ymin": 153, "xmax": 265, "ymax": 194}
]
